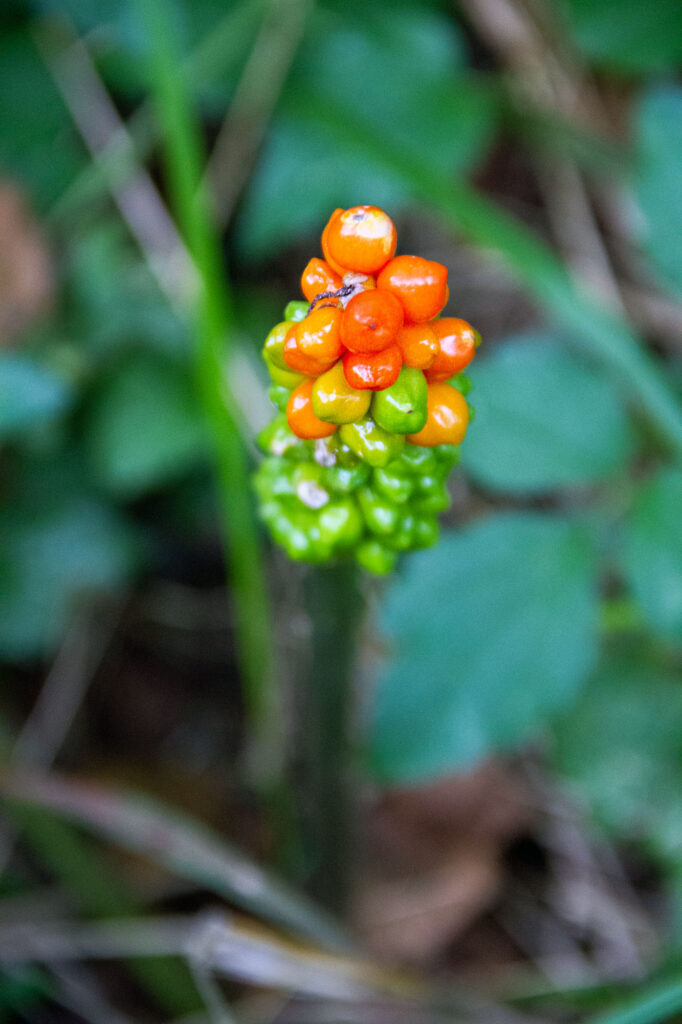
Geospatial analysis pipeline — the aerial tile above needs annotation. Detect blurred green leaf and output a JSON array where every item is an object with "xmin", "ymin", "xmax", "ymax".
[
  {"xmin": 34, "ymin": 0, "xmax": 266, "ymax": 111},
  {"xmin": 236, "ymin": 114, "xmax": 407, "ymax": 261},
  {"xmin": 67, "ymin": 225, "xmax": 186, "ymax": 355},
  {"xmin": 0, "ymin": 967, "xmax": 48, "ymax": 1015},
  {"xmin": 84, "ymin": 350, "xmax": 207, "ymax": 498},
  {"xmin": 238, "ymin": 4, "xmax": 496, "ymax": 258},
  {"xmin": 589, "ymin": 977, "xmax": 682, "ymax": 1024},
  {"xmin": 552, "ymin": 645, "xmax": 682, "ymax": 865},
  {"xmin": 0, "ymin": 485, "xmax": 136, "ymax": 660},
  {"xmin": 370, "ymin": 513, "xmax": 598, "ymax": 782},
  {"xmin": 0, "ymin": 354, "xmax": 73, "ymax": 438},
  {"xmin": 462, "ymin": 334, "xmax": 636, "ymax": 494},
  {"xmin": 0, "ymin": 29, "xmax": 83, "ymax": 207},
  {"xmin": 635, "ymin": 85, "xmax": 682, "ymax": 297},
  {"xmin": 622, "ymin": 465, "xmax": 682, "ymax": 646},
  {"xmin": 562, "ymin": 0, "xmax": 682, "ymax": 75}
]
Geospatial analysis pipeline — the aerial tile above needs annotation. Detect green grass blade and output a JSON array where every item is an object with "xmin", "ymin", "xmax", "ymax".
[
  {"xmin": 140, "ymin": 0, "xmax": 280, "ymax": 783},
  {"xmin": 590, "ymin": 977, "xmax": 682, "ymax": 1024}
]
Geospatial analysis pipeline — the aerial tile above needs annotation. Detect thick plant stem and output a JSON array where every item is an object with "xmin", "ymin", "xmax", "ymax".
[
  {"xmin": 301, "ymin": 563, "xmax": 364, "ymax": 915},
  {"xmin": 141, "ymin": 0, "xmax": 282, "ymax": 789}
]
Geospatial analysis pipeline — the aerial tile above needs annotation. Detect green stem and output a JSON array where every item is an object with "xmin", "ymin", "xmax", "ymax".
[
  {"xmin": 301, "ymin": 563, "xmax": 364, "ymax": 915},
  {"xmin": 141, "ymin": 0, "xmax": 280, "ymax": 786}
]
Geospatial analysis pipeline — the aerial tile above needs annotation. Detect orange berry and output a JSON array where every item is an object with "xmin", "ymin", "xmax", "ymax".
[
  {"xmin": 325, "ymin": 205, "xmax": 397, "ymax": 275},
  {"xmin": 407, "ymin": 383, "xmax": 469, "ymax": 446},
  {"xmin": 396, "ymin": 323, "xmax": 439, "ymax": 369},
  {"xmin": 377, "ymin": 255, "xmax": 448, "ymax": 323},
  {"xmin": 322, "ymin": 210, "xmax": 351, "ymax": 276},
  {"xmin": 343, "ymin": 344, "xmax": 402, "ymax": 391},
  {"xmin": 282, "ymin": 307, "xmax": 344, "ymax": 376},
  {"xmin": 425, "ymin": 318, "xmax": 477, "ymax": 382},
  {"xmin": 301, "ymin": 258, "xmax": 342, "ymax": 302},
  {"xmin": 286, "ymin": 379, "xmax": 338, "ymax": 440},
  {"xmin": 340, "ymin": 288, "xmax": 404, "ymax": 353}
]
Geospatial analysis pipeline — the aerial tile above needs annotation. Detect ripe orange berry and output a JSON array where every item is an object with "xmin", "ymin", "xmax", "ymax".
[
  {"xmin": 282, "ymin": 307, "xmax": 344, "ymax": 376},
  {"xmin": 407, "ymin": 383, "xmax": 469, "ymax": 446},
  {"xmin": 325, "ymin": 206, "xmax": 397, "ymax": 275},
  {"xmin": 287, "ymin": 379, "xmax": 338, "ymax": 440},
  {"xmin": 377, "ymin": 255, "xmax": 448, "ymax": 323},
  {"xmin": 396, "ymin": 323, "xmax": 439, "ymax": 369},
  {"xmin": 343, "ymin": 344, "xmax": 402, "ymax": 391},
  {"xmin": 425, "ymin": 318, "xmax": 477, "ymax": 382},
  {"xmin": 322, "ymin": 210, "xmax": 351, "ymax": 276},
  {"xmin": 340, "ymin": 289, "xmax": 404, "ymax": 353},
  {"xmin": 300, "ymin": 258, "xmax": 343, "ymax": 302}
]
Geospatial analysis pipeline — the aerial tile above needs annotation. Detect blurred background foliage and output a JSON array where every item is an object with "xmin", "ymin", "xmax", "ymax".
[{"xmin": 0, "ymin": 0, "xmax": 681, "ymax": 1020}]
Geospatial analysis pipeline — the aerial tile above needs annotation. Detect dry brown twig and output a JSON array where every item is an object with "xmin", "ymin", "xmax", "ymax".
[
  {"xmin": 461, "ymin": 0, "xmax": 682, "ymax": 349},
  {"xmin": 205, "ymin": 0, "xmax": 315, "ymax": 227}
]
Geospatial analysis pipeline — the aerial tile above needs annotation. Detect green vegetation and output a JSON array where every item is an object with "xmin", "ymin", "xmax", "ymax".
[{"xmin": 0, "ymin": 0, "xmax": 680, "ymax": 1020}]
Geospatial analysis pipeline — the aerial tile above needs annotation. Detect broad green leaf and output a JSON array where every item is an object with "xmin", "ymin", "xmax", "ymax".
[
  {"xmin": 236, "ymin": 114, "xmax": 408, "ymax": 261},
  {"xmin": 370, "ymin": 513, "xmax": 598, "ymax": 783},
  {"xmin": 67, "ymin": 225, "xmax": 186, "ymax": 355},
  {"xmin": 237, "ymin": 5, "xmax": 496, "ymax": 258},
  {"xmin": 562, "ymin": 0, "xmax": 682, "ymax": 75},
  {"xmin": 0, "ymin": 967, "xmax": 47, "ymax": 1015},
  {"xmin": 635, "ymin": 86, "xmax": 682, "ymax": 297},
  {"xmin": 552, "ymin": 645, "xmax": 682, "ymax": 864},
  {"xmin": 0, "ymin": 354, "xmax": 73, "ymax": 438},
  {"xmin": 622, "ymin": 465, "xmax": 682, "ymax": 645},
  {"xmin": 85, "ymin": 350, "xmax": 206, "ymax": 498},
  {"xmin": 0, "ymin": 30, "xmax": 84, "ymax": 207},
  {"xmin": 0, "ymin": 489, "xmax": 136, "ymax": 660},
  {"xmin": 36, "ymin": 0, "xmax": 266, "ymax": 110},
  {"xmin": 462, "ymin": 334, "xmax": 635, "ymax": 494}
]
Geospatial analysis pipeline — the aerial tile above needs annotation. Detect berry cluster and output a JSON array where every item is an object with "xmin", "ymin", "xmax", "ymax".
[{"xmin": 254, "ymin": 206, "xmax": 480, "ymax": 573}]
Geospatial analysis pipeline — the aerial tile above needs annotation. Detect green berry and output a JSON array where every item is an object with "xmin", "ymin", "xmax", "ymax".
[{"xmin": 372, "ymin": 367, "xmax": 428, "ymax": 434}]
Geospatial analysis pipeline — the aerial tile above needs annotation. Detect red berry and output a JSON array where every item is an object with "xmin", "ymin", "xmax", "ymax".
[
  {"xmin": 343, "ymin": 344, "xmax": 402, "ymax": 391},
  {"xmin": 425, "ymin": 318, "xmax": 477, "ymax": 382},
  {"xmin": 377, "ymin": 255, "xmax": 448, "ymax": 323},
  {"xmin": 340, "ymin": 289, "xmax": 404, "ymax": 353}
]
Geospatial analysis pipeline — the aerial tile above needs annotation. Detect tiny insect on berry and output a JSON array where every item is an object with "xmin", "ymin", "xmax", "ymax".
[
  {"xmin": 324, "ymin": 205, "xmax": 397, "ymax": 275},
  {"xmin": 340, "ymin": 289, "xmax": 404, "ymax": 353},
  {"xmin": 343, "ymin": 343, "xmax": 402, "ymax": 391},
  {"xmin": 377, "ymin": 255, "xmax": 448, "ymax": 323}
]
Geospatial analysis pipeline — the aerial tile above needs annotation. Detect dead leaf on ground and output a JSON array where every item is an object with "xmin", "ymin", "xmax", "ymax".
[
  {"xmin": 0, "ymin": 181, "xmax": 54, "ymax": 344},
  {"xmin": 354, "ymin": 759, "xmax": 534, "ymax": 965}
]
